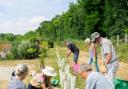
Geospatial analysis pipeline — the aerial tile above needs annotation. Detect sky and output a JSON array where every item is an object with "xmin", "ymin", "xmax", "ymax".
[{"xmin": 0, "ymin": 0, "xmax": 77, "ymax": 35}]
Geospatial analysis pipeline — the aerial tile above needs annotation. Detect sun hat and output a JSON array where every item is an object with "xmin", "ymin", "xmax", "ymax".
[
  {"xmin": 42, "ymin": 66, "xmax": 57, "ymax": 77},
  {"xmin": 84, "ymin": 38, "xmax": 91, "ymax": 44},
  {"xmin": 91, "ymin": 32, "xmax": 100, "ymax": 42}
]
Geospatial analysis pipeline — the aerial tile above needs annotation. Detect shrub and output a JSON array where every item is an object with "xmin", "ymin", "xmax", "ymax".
[
  {"xmin": 8, "ymin": 40, "xmax": 41, "ymax": 59},
  {"xmin": 6, "ymin": 53, "xmax": 14, "ymax": 60},
  {"xmin": 39, "ymin": 41, "xmax": 48, "ymax": 68}
]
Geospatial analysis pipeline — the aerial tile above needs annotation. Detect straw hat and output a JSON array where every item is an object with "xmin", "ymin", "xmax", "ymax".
[
  {"xmin": 42, "ymin": 66, "xmax": 57, "ymax": 77},
  {"xmin": 84, "ymin": 38, "xmax": 91, "ymax": 44}
]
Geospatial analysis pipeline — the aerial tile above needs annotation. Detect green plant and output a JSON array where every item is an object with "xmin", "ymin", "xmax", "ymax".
[
  {"xmin": 6, "ymin": 53, "xmax": 14, "ymax": 60},
  {"xmin": 39, "ymin": 41, "xmax": 48, "ymax": 68},
  {"xmin": 17, "ymin": 41, "xmax": 32, "ymax": 59}
]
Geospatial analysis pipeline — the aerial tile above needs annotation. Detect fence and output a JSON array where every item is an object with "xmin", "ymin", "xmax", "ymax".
[
  {"xmin": 116, "ymin": 34, "xmax": 128, "ymax": 46},
  {"xmin": 56, "ymin": 48, "xmax": 77, "ymax": 89}
]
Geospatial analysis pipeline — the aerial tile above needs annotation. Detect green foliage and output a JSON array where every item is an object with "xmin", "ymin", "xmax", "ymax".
[
  {"xmin": 27, "ymin": 48, "xmax": 36, "ymax": 54},
  {"xmin": 17, "ymin": 41, "xmax": 32, "ymax": 59},
  {"xmin": 0, "ymin": 33, "xmax": 15, "ymax": 43},
  {"xmin": 9, "ymin": 40, "xmax": 41, "ymax": 59},
  {"xmin": 10, "ymin": 41, "xmax": 20, "ymax": 59},
  {"xmin": 35, "ymin": 0, "xmax": 128, "ymax": 41},
  {"xmin": 39, "ymin": 41, "xmax": 48, "ymax": 68},
  {"xmin": 6, "ymin": 52, "xmax": 14, "ymax": 60}
]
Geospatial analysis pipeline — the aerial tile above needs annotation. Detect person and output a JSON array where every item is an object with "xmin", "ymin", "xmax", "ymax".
[
  {"xmin": 79, "ymin": 63, "xmax": 113, "ymax": 89},
  {"xmin": 84, "ymin": 38, "xmax": 100, "ymax": 72},
  {"xmin": 91, "ymin": 32, "xmax": 119, "ymax": 88},
  {"xmin": 28, "ymin": 66, "xmax": 57, "ymax": 89},
  {"xmin": 7, "ymin": 64, "xmax": 29, "ymax": 89},
  {"xmin": 64, "ymin": 41, "xmax": 79, "ymax": 65}
]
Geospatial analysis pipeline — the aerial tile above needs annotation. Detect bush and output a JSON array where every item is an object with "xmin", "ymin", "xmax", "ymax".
[
  {"xmin": 10, "ymin": 41, "xmax": 20, "ymax": 59},
  {"xmin": 6, "ymin": 53, "xmax": 14, "ymax": 60},
  {"xmin": 8, "ymin": 40, "xmax": 41, "ymax": 59},
  {"xmin": 39, "ymin": 41, "xmax": 48, "ymax": 68},
  {"xmin": 17, "ymin": 41, "xmax": 32, "ymax": 59}
]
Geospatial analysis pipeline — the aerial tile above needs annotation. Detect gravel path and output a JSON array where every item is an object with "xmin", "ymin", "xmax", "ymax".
[{"xmin": 0, "ymin": 67, "xmax": 14, "ymax": 81}]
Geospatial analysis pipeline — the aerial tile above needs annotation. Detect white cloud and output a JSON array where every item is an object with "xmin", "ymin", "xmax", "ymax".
[
  {"xmin": 0, "ymin": 16, "xmax": 46, "ymax": 35},
  {"xmin": 28, "ymin": 16, "xmax": 45, "ymax": 24}
]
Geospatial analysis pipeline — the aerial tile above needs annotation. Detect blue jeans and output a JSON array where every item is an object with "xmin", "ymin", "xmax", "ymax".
[
  {"xmin": 73, "ymin": 52, "xmax": 79, "ymax": 64},
  {"xmin": 88, "ymin": 58, "xmax": 100, "ymax": 72}
]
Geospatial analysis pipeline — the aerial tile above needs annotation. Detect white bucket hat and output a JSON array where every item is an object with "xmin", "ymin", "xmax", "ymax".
[
  {"xmin": 91, "ymin": 32, "xmax": 100, "ymax": 42},
  {"xmin": 42, "ymin": 66, "xmax": 57, "ymax": 77}
]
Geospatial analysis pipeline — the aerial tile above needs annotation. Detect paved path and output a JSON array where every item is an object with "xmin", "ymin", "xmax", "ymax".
[{"xmin": 0, "ymin": 67, "xmax": 14, "ymax": 81}]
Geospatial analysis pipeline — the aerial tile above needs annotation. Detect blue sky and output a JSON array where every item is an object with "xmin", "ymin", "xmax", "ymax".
[{"xmin": 0, "ymin": 0, "xmax": 77, "ymax": 35}]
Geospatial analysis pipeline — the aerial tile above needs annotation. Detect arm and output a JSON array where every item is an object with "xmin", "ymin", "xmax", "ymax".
[
  {"xmin": 66, "ymin": 49, "xmax": 71, "ymax": 58},
  {"xmin": 102, "ymin": 42, "xmax": 112, "ymax": 65},
  {"xmin": 41, "ymin": 82, "xmax": 46, "ymax": 89},
  {"xmin": 92, "ymin": 43, "xmax": 97, "ymax": 62},
  {"xmin": 106, "ymin": 53, "xmax": 112, "ymax": 65}
]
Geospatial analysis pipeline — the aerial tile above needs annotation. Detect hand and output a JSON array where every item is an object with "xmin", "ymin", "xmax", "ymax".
[
  {"xmin": 100, "ymin": 65, "xmax": 107, "ymax": 73},
  {"xmin": 93, "ymin": 60, "xmax": 96, "ymax": 64},
  {"xmin": 93, "ymin": 58, "xmax": 96, "ymax": 64}
]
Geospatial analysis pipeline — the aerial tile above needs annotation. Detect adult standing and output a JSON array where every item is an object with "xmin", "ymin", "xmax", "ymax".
[
  {"xmin": 84, "ymin": 38, "xmax": 100, "ymax": 72},
  {"xmin": 91, "ymin": 32, "xmax": 119, "ymax": 88},
  {"xmin": 79, "ymin": 63, "xmax": 113, "ymax": 89},
  {"xmin": 64, "ymin": 41, "xmax": 79, "ymax": 65},
  {"xmin": 8, "ymin": 64, "xmax": 29, "ymax": 89}
]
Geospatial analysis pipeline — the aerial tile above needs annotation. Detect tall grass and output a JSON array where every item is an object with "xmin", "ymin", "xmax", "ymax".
[{"xmin": 116, "ymin": 43, "xmax": 128, "ymax": 62}]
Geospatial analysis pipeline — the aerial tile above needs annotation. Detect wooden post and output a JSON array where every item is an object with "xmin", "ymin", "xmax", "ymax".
[
  {"xmin": 125, "ymin": 34, "xmax": 127, "ymax": 45},
  {"xmin": 117, "ymin": 35, "xmax": 119, "ymax": 47}
]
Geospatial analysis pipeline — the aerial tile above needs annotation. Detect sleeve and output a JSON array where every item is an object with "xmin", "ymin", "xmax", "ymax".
[
  {"xmin": 67, "ymin": 44, "xmax": 72, "ymax": 50},
  {"xmin": 102, "ymin": 43, "xmax": 111, "ymax": 55}
]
